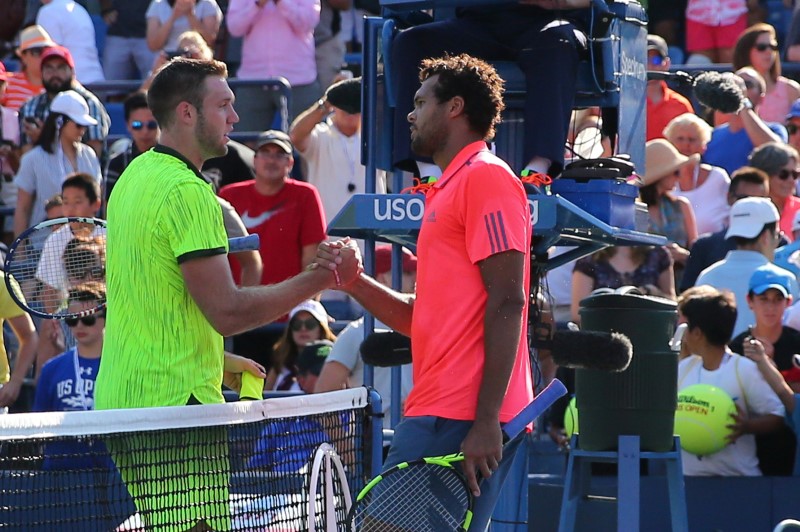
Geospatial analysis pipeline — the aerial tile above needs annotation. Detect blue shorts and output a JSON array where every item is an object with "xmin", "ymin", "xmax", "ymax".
[{"xmin": 383, "ymin": 416, "xmax": 525, "ymax": 531}]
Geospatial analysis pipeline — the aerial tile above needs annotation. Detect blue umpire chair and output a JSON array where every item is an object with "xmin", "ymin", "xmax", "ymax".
[{"xmin": 361, "ymin": 0, "xmax": 648, "ymax": 176}]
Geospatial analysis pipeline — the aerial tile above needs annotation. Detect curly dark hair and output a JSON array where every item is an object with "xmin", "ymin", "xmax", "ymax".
[{"xmin": 418, "ymin": 53, "xmax": 505, "ymax": 139}]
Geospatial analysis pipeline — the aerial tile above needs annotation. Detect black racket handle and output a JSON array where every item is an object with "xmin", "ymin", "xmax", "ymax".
[{"xmin": 228, "ymin": 234, "xmax": 259, "ymax": 253}]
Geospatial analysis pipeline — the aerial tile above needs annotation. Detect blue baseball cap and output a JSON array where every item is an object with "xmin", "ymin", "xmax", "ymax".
[
  {"xmin": 787, "ymin": 98, "xmax": 800, "ymax": 120},
  {"xmin": 749, "ymin": 264, "xmax": 794, "ymax": 298}
]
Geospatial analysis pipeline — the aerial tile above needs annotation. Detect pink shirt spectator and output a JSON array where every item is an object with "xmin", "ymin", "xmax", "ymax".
[
  {"xmin": 686, "ymin": 0, "xmax": 748, "ymax": 26},
  {"xmin": 226, "ymin": 0, "xmax": 320, "ymax": 86},
  {"xmin": 759, "ymin": 77, "xmax": 794, "ymax": 124}
]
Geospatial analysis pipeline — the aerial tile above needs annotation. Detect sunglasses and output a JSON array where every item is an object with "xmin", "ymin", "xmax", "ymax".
[
  {"xmin": 24, "ymin": 48, "xmax": 43, "ymax": 56},
  {"xmin": 290, "ymin": 318, "xmax": 320, "ymax": 332},
  {"xmin": 648, "ymin": 54, "xmax": 664, "ymax": 66},
  {"xmin": 69, "ymin": 265, "xmax": 104, "ymax": 280},
  {"xmin": 131, "ymin": 120, "xmax": 158, "ymax": 131},
  {"xmin": 788, "ymin": 124, "xmax": 800, "ymax": 135},
  {"xmin": 65, "ymin": 314, "xmax": 104, "ymax": 327},
  {"xmin": 754, "ymin": 42, "xmax": 779, "ymax": 52},
  {"xmin": 777, "ymin": 169, "xmax": 800, "ymax": 180}
]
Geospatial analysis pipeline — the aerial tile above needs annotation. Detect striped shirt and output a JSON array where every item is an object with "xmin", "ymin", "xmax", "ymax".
[
  {"xmin": 18, "ymin": 84, "xmax": 110, "ymax": 146},
  {"xmin": 1, "ymin": 72, "xmax": 44, "ymax": 112}
]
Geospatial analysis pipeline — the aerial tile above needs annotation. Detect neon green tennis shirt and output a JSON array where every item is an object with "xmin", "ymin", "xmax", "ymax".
[{"xmin": 95, "ymin": 145, "xmax": 229, "ymax": 409}]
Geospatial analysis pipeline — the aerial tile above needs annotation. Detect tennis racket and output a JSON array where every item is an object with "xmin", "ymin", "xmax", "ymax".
[
  {"xmin": 346, "ymin": 378, "xmax": 567, "ymax": 531},
  {"xmin": 3, "ymin": 217, "xmax": 260, "ymax": 320}
]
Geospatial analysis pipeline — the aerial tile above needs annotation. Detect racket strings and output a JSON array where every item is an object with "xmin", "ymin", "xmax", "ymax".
[
  {"xmin": 353, "ymin": 464, "xmax": 469, "ymax": 531},
  {"xmin": 6, "ymin": 221, "xmax": 106, "ymax": 317}
]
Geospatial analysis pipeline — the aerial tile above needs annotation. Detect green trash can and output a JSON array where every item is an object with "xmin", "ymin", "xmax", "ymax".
[{"xmin": 576, "ymin": 289, "xmax": 678, "ymax": 452}]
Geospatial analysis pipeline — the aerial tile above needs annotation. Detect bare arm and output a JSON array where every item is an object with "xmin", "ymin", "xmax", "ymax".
[
  {"xmin": 146, "ymin": 16, "xmax": 175, "ymax": 51},
  {"xmin": 181, "ymin": 246, "xmax": 359, "ymax": 337},
  {"xmin": 743, "ymin": 338, "xmax": 796, "ymax": 413},
  {"xmin": 314, "ymin": 360, "xmax": 351, "ymax": 393},
  {"xmin": 740, "ymin": 107, "xmax": 782, "ymax": 146},
  {"xmin": 570, "ymin": 269, "xmax": 594, "ymax": 324},
  {"xmin": 460, "ymin": 250, "xmax": 527, "ymax": 496},
  {"xmin": 236, "ymin": 250, "xmax": 263, "ymax": 287},
  {"xmin": 290, "ymin": 99, "xmax": 328, "ymax": 153},
  {"xmin": 0, "ymin": 313, "xmax": 39, "ymax": 408},
  {"xmin": 655, "ymin": 264, "xmax": 677, "ymax": 299},
  {"xmin": 13, "ymin": 188, "xmax": 34, "ymax": 237},
  {"xmin": 87, "ymin": 140, "xmax": 103, "ymax": 158},
  {"xmin": 342, "ymin": 273, "xmax": 415, "ymax": 335}
]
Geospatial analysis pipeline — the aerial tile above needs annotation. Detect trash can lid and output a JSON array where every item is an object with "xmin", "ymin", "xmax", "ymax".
[{"xmin": 579, "ymin": 286, "xmax": 677, "ymax": 311}]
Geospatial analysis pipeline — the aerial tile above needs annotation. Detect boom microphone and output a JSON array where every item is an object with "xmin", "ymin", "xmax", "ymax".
[
  {"xmin": 360, "ymin": 331, "xmax": 412, "ymax": 367},
  {"xmin": 552, "ymin": 329, "xmax": 633, "ymax": 372},
  {"xmin": 693, "ymin": 71, "xmax": 745, "ymax": 114}
]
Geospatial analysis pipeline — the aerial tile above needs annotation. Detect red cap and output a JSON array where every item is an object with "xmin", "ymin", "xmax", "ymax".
[
  {"xmin": 0, "ymin": 62, "xmax": 7, "ymax": 82},
  {"xmin": 375, "ymin": 245, "xmax": 417, "ymax": 275},
  {"xmin": 40, "ymin": 46, "xmax": 75, "ymax": 70}
]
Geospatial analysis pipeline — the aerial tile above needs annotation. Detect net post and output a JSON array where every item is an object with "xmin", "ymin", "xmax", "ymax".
[{"xmin": 367, "ymin": 387, "xmax": 385, "ymax": 477}]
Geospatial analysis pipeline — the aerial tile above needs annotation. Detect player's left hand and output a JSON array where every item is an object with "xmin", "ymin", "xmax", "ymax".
[
  {"xmin": 313, "ymin": 238, "xmax": 363, "ymax": 287},
  {"xmin": 222, "ymin": 352, "xmax": 266, "ymax": 393},
  {"xmin": 460, "ymin": 418, "xmax": 503, "ymax": 497}
]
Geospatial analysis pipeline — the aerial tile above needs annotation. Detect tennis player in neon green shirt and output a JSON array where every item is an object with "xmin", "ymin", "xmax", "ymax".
[{"xmin": 94, "ymin": 58, "xmax": 362, "ymax": 531}]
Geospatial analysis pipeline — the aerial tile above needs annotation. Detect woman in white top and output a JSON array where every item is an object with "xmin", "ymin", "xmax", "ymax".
[
  {"xmin": 13, "ymin": 91, "xmax": 100, "ymax": 236},
  {"xmin": 664, "ymin": 113, "xmax": 731, "ymax": 235},
  {"xmin": 146, "ymin": 0, "xmax": 223, "ymax": 53}
]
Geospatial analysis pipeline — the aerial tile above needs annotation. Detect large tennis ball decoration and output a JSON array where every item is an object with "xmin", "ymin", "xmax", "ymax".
[
  {"xmin": 563, "ymin": 396, "xmax": 579, "ymax": 438},
  {"xmin": 675, "ymin": 384, "xmax": 736, "ymax": 456}
]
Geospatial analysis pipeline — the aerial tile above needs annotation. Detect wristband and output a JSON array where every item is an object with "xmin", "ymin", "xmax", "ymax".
[{"xmin": 740, "ymin": 98, "xmax": 754, "ymax": 111}]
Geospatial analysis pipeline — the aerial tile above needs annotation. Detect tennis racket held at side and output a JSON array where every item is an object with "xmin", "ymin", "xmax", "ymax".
[{"xmin": 346, "ymin": 378, "xmax": 567, "ymax": 531}]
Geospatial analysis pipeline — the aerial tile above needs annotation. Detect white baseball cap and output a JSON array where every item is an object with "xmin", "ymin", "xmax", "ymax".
[
  {"xmin": 289, "ymin": 299, "xmax": 330, "ymax": 325},
  {"xmin": 725, "ymin": 197, "xmax": 779, "ymax": 239},
  {"xmin": 50, "ymin": 90, "xmax": 98, "ymax": 127}
]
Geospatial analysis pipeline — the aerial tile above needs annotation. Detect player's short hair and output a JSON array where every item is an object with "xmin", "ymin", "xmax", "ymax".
[
  {"xmin": 419, "ymin": 53, "xmax": 505, "ymax": 139},
  {"xmin": 148, "ymin": 58, "xmax": 228, "ymax": 128},
  {"xmin": 62, "ymin": 172, "xmax": 100, "ymax": 204}
]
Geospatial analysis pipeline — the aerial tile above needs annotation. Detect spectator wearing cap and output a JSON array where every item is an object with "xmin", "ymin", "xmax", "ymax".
[
  {"xmin": 646, "ymin": 35, "xmax": 694, "ymax": 142},
  {"xmin": 0, "ymin": 63, "xmax": 21, "ymax": 186},
  {"xmin": 268, "ymin": 300, "xmax": 337, "ymax": 391},
  {"xmin": 315, "ymin": 245, "xmax": 415, "ymax": 429},
  {"xmin": 774, "ymin": 209, "xmax": 800, "ymax": 280},
  {"xmin": 295, "ymin": 339, "xmax": 333, "ymax": 393},
  {"xmin": 1, "ymin": 25, "xmax": 54, "ymax": 112},
  {"xmin": 728, "ymin": 264, "xmax": 800, "ymax": 476},
  {"xmin": 218, "ymin": 130, "xmax": 327, "ymax": 288},
  {"xmin": 640, "ymin": 139, "xmax": 698, "ymax": 279},
  {"xmin": 290, "ymin": 77, "xmax": 386, "ymax": 224},
  {"xmin": 13, "ymin": 89, "xmax": 101, "ymax": 236},
  {"xmin": 749, "ymin": 142, "xmax": 800, "ymax": 242},
  {"xmin": 682, "ymin": 166, "xmax": 770, "ymax": 291},
  {"xmin": 786, "ymin": 98, "xmax": 800, "ymax": 154},
  {"xmin": 36, "ymin": 0, "xmax": 105, "ymax": 84},
  {"xmin": 18, "ymin": 45, "xmax": 110, "ymax": 157},
  {"xmin": 696, "ymin": 196, "xmax": 798, "ymax": 337},
  {"xmin": 704, "ymin": 69, "xmax": 786, "ymax": 177}
]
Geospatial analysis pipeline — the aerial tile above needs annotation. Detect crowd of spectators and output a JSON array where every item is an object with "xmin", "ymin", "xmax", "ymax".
[{"xmin": 4, "ymin": 0, "xmax": 800, "ymax": 484}]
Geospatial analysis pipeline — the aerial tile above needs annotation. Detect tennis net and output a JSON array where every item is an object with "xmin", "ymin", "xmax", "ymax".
[{"xmin": 0, "ymin": 388, "xmax": 372, "ymax": 531}]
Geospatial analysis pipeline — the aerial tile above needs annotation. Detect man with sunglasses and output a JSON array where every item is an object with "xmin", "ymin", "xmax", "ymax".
[
  {"xmin": 2, "ymin": 25, "xmax": 54, "ymax": 112},
  {"xmin": 785, "ymin": 99, "xmax": 800, "ymax": 154},
  {"xmin": 105, "ymin": 91, "xmax": 159, "ymax": 197},
  {"xmin": 646, "ymin": 34, "xmax": 694, "ymax": 142}
]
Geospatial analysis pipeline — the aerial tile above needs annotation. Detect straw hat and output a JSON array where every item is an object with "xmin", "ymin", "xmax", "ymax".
[
  {"xmin": 641, "ymin": 139, "xmax": 700, "ymax": 186},
  {"xmin": 16, "ymin": 25, "xmax": 56, "ymax": 55}
]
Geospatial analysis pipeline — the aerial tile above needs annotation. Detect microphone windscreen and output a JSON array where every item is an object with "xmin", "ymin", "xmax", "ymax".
[
  {"xmin": 693, "ymin": 71, "xmax": 744, "ymax": 114},
  {"xmin": 360, "ymin": 331, "xmax": 412, "ymax": 367},
  {"xmin": 552, "ymin": 329, "xmax": 633, "ymax": 372}
]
